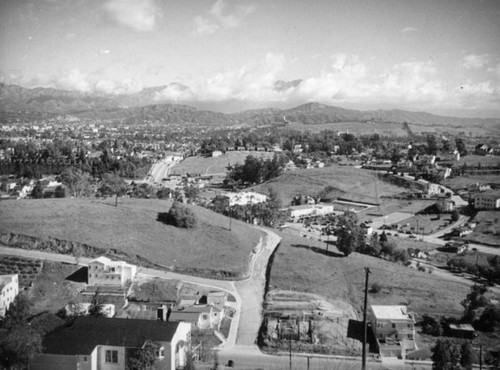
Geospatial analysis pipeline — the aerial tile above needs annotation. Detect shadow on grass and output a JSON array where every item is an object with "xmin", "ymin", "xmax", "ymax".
[
  {"xmin": 66, "ymin": 266, "xmax": 88, "ymax": 283},
  {"xmin": 290, "ymin": 243, "xmax": 344, "ymax": 258},
  {"xmin": 347, "ymin": 319, "xmax": 378, "ymax": 352}
]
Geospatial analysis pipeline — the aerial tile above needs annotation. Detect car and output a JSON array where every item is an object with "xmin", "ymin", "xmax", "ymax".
[{"xmin": 408, "ymin": 234, "xmax": 416, "ymax": 239}]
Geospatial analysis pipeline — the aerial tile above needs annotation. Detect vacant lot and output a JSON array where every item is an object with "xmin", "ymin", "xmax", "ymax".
[
  {"xmin": 267, "ymin": 232, "xmax": 471, "ymax": 318},
  {"xmin": 0, "ymin": 198, "xmax": 261, "ymax": 278},
  {"xmin": 464, "ymin": 211, "xmax": 500, "ymax": 246},
  {"xmin": 172, "ymin": 151, "xmax": 274, "ymax": 175},
  {"xmin": 254, "ymin": 166, "xmax": 406, "ymax": 207}
]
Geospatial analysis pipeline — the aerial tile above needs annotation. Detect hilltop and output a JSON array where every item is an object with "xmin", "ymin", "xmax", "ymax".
[
  {"xmin": 1, "ymin": 83, "xmax": 499, "ymax": 134},
  {"xmin": 0, "ymin": 198, "xmax": 261, "ymax": 278}
]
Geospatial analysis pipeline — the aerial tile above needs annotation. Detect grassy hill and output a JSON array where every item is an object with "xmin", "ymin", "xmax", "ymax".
[
  {"xmin": 253, "ymin": 166, "xmax": 406, "ymax": 206},
  {"xmin": 268, "ymin": 232, "xmax": 471, "ymax": 317},
  {"xmin": 0, "ymin": 198, "xmax": 261, "ymax": 278}
]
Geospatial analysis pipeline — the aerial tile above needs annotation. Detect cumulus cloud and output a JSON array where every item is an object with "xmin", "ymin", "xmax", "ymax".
[
  {"xmin": 462, "ymin": 54, "xmax": 489, "ymax": 69},
  {"xmin": 103, "ymin": 0, "xmax": 160, "ymax": 31},
  {"xmin": 401, "ymin": 27, "xmax": 417, "ymax": 33},
  {"xmin": 194, "ymin": 0, "xmax": 254, "ymax": 35}
]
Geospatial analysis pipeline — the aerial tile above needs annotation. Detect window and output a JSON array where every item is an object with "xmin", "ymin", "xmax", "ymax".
[
  {"xmin": 156, "ymin": 347, "xmax": 165, "ymax": 358},
  {"xmin": 83, "ymin": 356, "xmax": 88, "ymax": 362},
  {"xmin": 105, "ymin": 350, "xmax": 118, "ymax": 363},
  {"xmin": 392, "ymin": 323, "xmax": 396, "ymax": 328},
  {"xmin": 202, "ymin": 314, "xmax": 208, "ymax": 320}
]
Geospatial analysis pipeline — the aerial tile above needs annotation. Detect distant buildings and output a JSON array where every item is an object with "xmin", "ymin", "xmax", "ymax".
[
  {"xmin": 215, "ymin": 191, "xmax": 267, "ymax": 207},
  {"xmin": 288, "ymin": 203, "xmax": 334, "ymax": 218},
  {"xmin": 0, "ymin": 274, "xmax": 19, "ymax": 317},
  {"xmin": 474, "ymin": 190, "xmax": 500, "ymax": 210}
]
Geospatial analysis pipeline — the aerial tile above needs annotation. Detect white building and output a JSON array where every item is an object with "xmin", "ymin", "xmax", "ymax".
[
  {"xmin": 87, "ymin": 257, "xmax": 136, "ymax": 287},
  {"xmin": 288, "ymin": 203, "xmax": 334, "ymax": 218},
  {"xmin": 474, "ymin": 190, "xmax": 500, "ymax": 210},
  {"xmin": 0, "ymin": 274, "xmax": 19, "ymax": 317},
  {"xmin": 220, "ymin": 191, "xmax": 267, "ymax": 206},
  {"xmin": 369, "ymin": 305, "xmax": 416, "ymax": 359}
]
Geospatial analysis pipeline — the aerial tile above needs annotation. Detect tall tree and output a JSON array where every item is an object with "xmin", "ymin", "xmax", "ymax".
[
  {"xmin": 431, "ymin": 339, "xmax": 462, "ymax": 370},
  {"xmin": 126, "ymin": 340, "xmax": 158, "ymax": 370}
]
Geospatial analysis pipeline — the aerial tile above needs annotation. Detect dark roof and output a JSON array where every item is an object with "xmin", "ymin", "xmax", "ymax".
[{"xmin": 42, "ymin": 317, "xmax": 181, "ymax": 355}]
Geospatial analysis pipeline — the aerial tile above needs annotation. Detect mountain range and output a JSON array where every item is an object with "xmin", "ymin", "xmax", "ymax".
[{"xmin": 1, "ymin": 83, "xmax": 499, "ymax": 132}]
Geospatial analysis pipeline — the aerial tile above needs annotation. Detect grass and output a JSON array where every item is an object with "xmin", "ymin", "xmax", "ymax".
[
  {"xmin": 442, "ymin": 174, "xmax": 500, "ymax": 191},
  {"xmin": 464, "ymin": 211, "xmax": 500, "ymax": 246},
  {"xmin": 268, "ymin": 231, "xmax": 471, "ymax": 318},
  {"xmin": 172, "ymin": 151, "xmax": 274, "ymax": 175},
  {"xmin": 253, "ymin": 166, "xmax": 406, "ymax": 207},
  {"xmin": 0, "ymin": 198, "xmax": 262, "ymax": 278}
]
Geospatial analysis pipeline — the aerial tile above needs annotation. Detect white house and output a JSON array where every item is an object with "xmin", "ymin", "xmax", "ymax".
[
  {"xmin": 169, "ymin": 305, "xmax": 223, "ymax": 330},
  {"xmin": 0, "ymin": 274, "xmax": 19, "ymax": 317},
  {"xmin": 474, "ymin": 190, "xmax": 500, "ymax": 210},
  {"xmin": 87, "ymin": 257, "xmax": 136, "ymax": 287},
  {"xmin": 31, "ymin": 317, "xmax": 191, "ymax": 370},
  {"xmin": 369, "ymin": 305, "xmax": 417, "ymax": 359}
]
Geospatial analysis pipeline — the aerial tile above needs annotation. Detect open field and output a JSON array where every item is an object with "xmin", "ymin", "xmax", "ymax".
[
  {"xmin": 0, "ymin": 198, "xmax": 261, "ymax": 277},
  {"xmin": 456, "ymin": 155, "xmax": 500, "ymax": 168},
  {"xmin": 267, "ymin": 232, "xmax": 471, "ymax": 318},
  {"xmin": 284, "ymin": 121, "xmax": 408, "ymax": 136},
  {"xmin": 254, "ymin": 166, "xmax": 407, "ymax": 207},
  {"xmin": 441, "ymin": 174, "xmax": 500, "ymax": 191},
  {"xmin": 464, "ymin": 211, "xmax": 500, "ymax": 246},
  {"xmin": 172, "ymin": 151, "xmax": 274, "ymax": 176}
]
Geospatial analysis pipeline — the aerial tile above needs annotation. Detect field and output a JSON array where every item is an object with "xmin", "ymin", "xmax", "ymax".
[
  {"xmin": 0, "ymin": 198, "xmax": 261, "ymax": 278},
  {"xmin": 253, "ymin": 166, "xmax": 407, "ymax": 207},
  {"xmin": 456, "ymin": 155, "xmax": 500, "ymax": 168},
  {"xmin": 441, "ymin": 174, "xmax": 500, "ymax": 191},
  {"xmin": 267, "ymin": 232, "xmax": 471, "ymax": 318},
  {"xmin": 284, "ymin": 121, "xmax": 408, "ymax": 136},
  {"xmin": 464, "ymin": 211, "xmax": 500, "ymax": 246},
  {"xmin": 172, "ymin": 151, "xmax": 274, "ymax": 176}
]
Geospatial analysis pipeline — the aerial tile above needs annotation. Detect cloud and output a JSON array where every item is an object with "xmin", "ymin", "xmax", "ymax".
[
  {"xmin": 402, "ymin": 27, "xmax": 417, "ymax": 33},
  {"xmin": 102, "ymin": 0, "xmax": 160, "ymax": 31},
  {"xmin": 193, "ymin": 0, "xmax": 254, "ymax": 35},
  {"xmin": 462, "ymin": 54, "xmax": 489, "ymax": 69}
]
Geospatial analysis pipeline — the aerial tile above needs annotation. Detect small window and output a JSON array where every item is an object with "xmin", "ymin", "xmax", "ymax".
[
  {"xmin": 105, "ymin": 350, "xmax": 118, "ymax": 363},
  {"xmin": 156, "ymin": 347, "xmax": 165, "ymax": 358},
  {"xmin": 408, "ymin": 334, "xmax": 413, "ymax": 339},
  {"xmin": 83, "ymin": 356, "xmax": 88, "ymax": 362},
  {"xmin": 202, "ymin": 314, "xmax": 208, "ymax": 320}
]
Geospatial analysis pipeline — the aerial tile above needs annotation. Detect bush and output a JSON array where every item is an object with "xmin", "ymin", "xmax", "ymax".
[
  {"xmin": 157, "ymin": 202, "xmax": 197, "ymax": 229},
  {"xmin": 370, "ymin": 283, "xmax": 382, "ymax": 293}
]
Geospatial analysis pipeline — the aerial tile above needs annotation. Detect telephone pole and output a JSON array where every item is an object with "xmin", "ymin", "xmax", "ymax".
[{"xmin": 362, "ymin": 267, "xmax": 371, "ymax": 370}]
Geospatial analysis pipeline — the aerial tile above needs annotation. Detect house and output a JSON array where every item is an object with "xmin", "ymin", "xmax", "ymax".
[
  {"xmin": 31, "ymin": 317, "xmax": 191, "ymax": 370},
  {"xmin": 474, "ymin": 190, "xmax": 500, "ymax": 209},
  {"xmin": 0, "ymin": 274, "xmax": 19, "ymax": 317},
  {"xmin": 448, "ymin": 323, "xmax": 476, "ymax": 339},
  {"xmin": 87, "ymin": 257, "xmax": 136, "ymax": 287},
  {"xmin": 211, "ymin": 150, "xmax": 223, "ymax": 157},
  {"xmin": 169, "ymin": 305, "xmax": 223, "ymax": 330},
  {"xmin": 207, "ymin": 291, "xmax": 227, "ymax": 311},
  {"xmin": 437, "ymin": 199, "xmax": 455, "ymax": 212},
  {"xmin": 468, "ymin": 183, "xmax": 491, "ymax": 192},
  {"xmin": 369, "ymin": 305, "xmax": 416, "ymax": 359}
]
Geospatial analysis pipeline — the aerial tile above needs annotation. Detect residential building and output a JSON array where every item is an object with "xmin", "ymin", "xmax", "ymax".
[
  {"xmin": 0, "ymin": 274, "xmax": 19, "ymax": 317},
  {"xmin": 474, "ymin": 190, "xmax": 500, "ymax": 210},
  {"xmin": 207, "ymin": 291, "xmax": 227, "ymax": 311},
  {"xmin": 87, "ymin": 257, "xmax": 136, "ymax": 287},
  {"xmin": 31, "ymin": 317, "xmax": 191, "ymax": 370},
  {"xmin": 169, "ymin": 305, "xmax": 223, "ymax": 330},
  {"xmin": 369, "ymin": 305, "xmax": 416, "ymax": 359}
]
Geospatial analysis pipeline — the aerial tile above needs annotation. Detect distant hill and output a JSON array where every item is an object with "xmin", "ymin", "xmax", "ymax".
[{"xmin": 1, "ymin": 83, "xmax": 499, "ymax": 132}]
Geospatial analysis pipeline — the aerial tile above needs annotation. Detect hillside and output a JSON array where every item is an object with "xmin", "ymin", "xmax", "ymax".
[
  {"xmin": 0, "ymin": 198, "xmax": 261, "ymax": 278},
  {"xmin": 253, "ymin": 166, "xmax": 406, "ymax": 206},
  {"xmin": 1, "ymin": 83, "xmax": 499, "ymax": 133}
]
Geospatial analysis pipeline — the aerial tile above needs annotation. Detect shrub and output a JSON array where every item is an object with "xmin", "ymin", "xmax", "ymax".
[
  {"xmin": 157, "ymin": 202, "xmax": 197, "ymax": 229},
  {"xmin": 370, "ymin": 282, "xmax": 382, "ymax": 293}
]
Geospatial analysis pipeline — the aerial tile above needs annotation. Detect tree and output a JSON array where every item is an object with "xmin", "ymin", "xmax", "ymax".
[
  {"xmin": 336, "ymin": 212, "xmax": 365, "ymax": 257},
  {"xmin": 451, "ymin": 210, "xmax": 460, "ymax": 222},
  {"xmin": 159, "ymin": 202, "xmax": 197, "ymax": 229},
  {"xmin": 126, "ymin": 340, "xmax": 158, "ymax": 370},
  {"xmin": 1, "ymin": 295, "xmax": 32, "ymax": 329},
  {"xmin": 431, "ymin": 339, "xmax": 462, "ymax": 370},
  {"xmin": 0, "ymin": 324, "xmax": 43, "ymax": 370},
  {"xmin": 455, "ymin": 138, "xmax": 467, "ymax": 156},
  {"xmin": 31, "ymin": 181, "xmax": 44, "ymax": 199},
  {"xmin": 88, "ymin": 289, "xmax": 105, "ymax": 318},
  {"xmin": 460, "ymin": 341, "xmax": 474, "ymax": 370},
  {"xmin": 54, "ymin": 185, "xmax": 66, "ymax": 198}
]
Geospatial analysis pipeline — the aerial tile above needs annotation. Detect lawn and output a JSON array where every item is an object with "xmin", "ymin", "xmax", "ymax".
[
  {"xmin": 172, "ymin": 151, "xmax": 274, "ymax": 175},
  {"xmin": 464, "ymin": 211, "xmax": 500, "ymax": 246},
  {"xmin": 268, "ymin": 231, "xmax": 471, "ymax": 318},
  {"xmin": 0, "ymin": 198, "xmax": 262, "ymax": 278},
  {"xmin": 253, "ymin": 166, "xmax": 407, "ymax": 207}
]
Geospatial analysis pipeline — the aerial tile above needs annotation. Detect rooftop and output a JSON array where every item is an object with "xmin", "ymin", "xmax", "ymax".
[{"xmin": 371, "ymin": 305, "xmax": 414, "ymax": 321}]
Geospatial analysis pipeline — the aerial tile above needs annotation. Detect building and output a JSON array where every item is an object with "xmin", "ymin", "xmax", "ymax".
[
  {"xmin": 169, "ymin": 305, "xmax": 223, "ymax": 330},
  {"xmin": 474, "ymin": 190, "xmax": 500, "ymax": 210},
  {"xmin": 0, "ymin": 274, "xmax": 19, "ymax": 317},
  {"xmin": 207, "ymin": 291, "xmax": 227, "ymax": 311},
  {"xmin": 217, "ymin": 191, "xmax": 267, "ymax": 207},
  {"xmin": 369, "ymin": 305, "xmax": 416, "ymax": 359},
  {"xmin": 31, "ymin": 317, "xmax": 191, "ymax": 370},
  {"xmin": 288, "ymin": 203, "xmax": 334, "ymax": 218},
  {"xmin": 87, "ymin": 257, "xmax": 136, "ymax": 287}
]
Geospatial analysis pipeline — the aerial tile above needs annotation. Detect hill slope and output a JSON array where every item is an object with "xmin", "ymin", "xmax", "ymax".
[{"xmin": 0, "ymin": 198, "xmax": 261, "ymax": 278}]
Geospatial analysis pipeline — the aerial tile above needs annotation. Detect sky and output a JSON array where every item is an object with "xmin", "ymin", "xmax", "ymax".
[{"xmin": 1, "ymin": 0, "xmax": 500, "ymax": 117}]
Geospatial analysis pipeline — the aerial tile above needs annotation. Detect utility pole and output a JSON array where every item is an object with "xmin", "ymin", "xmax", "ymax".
[
  {"xmin": 289, "ymin": 336, "xmax": 292, "ymax": 370},
  {"xmin": 362, "ymin": 267, "xmax": 371, "ymax": 370}
]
